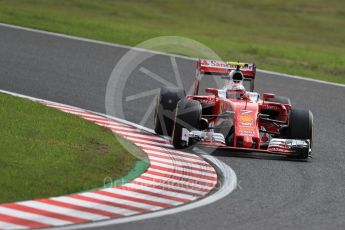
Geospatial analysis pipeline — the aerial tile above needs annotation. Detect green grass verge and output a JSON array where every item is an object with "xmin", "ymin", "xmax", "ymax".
[
  {"xmin": 0, "ymin": 93, "xmax": 148, "ymax": 203},
  {"xmin": 0, "ymin": 0, "xmax": 344, "ymax": 84}
]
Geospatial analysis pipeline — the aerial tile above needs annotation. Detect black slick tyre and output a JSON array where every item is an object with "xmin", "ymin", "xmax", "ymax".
[
  {"xmin": 172, "ymin": 99, "xmax": 201, "ymax": 149},
  {"xmin": 287, "ymin": 109, "xmax": 313, "ymax": 159},
  {"xmin": 154, "ymin": 87, "xmax": 185, "ymax": 136}
]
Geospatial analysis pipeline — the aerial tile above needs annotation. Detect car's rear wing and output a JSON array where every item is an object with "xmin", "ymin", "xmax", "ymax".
[
  {"xmin": 197, "ymin": 59, "xmax": 256, "ymax": 79},
  {"xmin": 194, "ymin": 59, "xmax": 256, "ymax": 94}
]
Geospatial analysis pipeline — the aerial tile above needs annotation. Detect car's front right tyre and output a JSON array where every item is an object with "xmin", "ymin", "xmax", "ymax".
[
  {"xmin": 172, "ymin": 99, "xmax": 201, "ymax": 149},
  {"xmin": 154, "ymin": 87, "xmax": 185, "ymax": 136}
]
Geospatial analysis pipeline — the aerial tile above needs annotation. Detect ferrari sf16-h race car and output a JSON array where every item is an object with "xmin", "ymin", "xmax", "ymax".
[{"xmin": 154, "ymin": 59, "xmax": 313, "ymax": 159}]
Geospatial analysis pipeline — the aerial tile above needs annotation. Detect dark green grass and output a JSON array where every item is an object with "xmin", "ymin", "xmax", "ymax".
[
  {"xmin": 0, "ymin": 93, "xmax": 147, "ymax": 203},
  {"xmin": 0, "ymin": 0, "xmax": 344, "ymax": 84}
]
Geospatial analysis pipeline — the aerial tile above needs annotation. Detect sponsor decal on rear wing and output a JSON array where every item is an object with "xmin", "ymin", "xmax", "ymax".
[{"xmin": 197, "ymin": 59, "xmax": 256, "ymax": 78}]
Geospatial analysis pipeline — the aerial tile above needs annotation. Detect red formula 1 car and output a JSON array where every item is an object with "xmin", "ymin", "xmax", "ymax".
[{"xmin": 154, "ymin": 59, "xmax": 313, "ymax": 159}]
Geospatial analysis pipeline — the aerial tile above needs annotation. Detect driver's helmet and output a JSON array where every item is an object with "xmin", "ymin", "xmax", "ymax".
[
  {"xmin": 226, "ymin": 83, "xmax": 246, "ymax": 99},
  {"xmin": 229, "ymin": 70, "xmax": 244, "ymax": 82}
]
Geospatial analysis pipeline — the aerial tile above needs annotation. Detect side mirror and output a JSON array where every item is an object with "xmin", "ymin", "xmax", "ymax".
[
  {"xmin": 263, "ymin": 93, "xmax": 275, "ymax": 100},
  {"xmin": 205, "ymin": 88, "xmax": 218, "ymax": 96}
]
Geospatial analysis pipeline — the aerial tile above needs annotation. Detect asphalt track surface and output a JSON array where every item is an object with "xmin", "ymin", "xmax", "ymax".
[{"xmin": 1, "ymin": 24, "xmax": 345, "ymax": 230}]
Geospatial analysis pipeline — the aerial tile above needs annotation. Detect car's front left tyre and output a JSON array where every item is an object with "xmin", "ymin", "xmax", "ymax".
[{"xmin": 287, "ymin": 108, "xmax": 313, "ymax": 159}]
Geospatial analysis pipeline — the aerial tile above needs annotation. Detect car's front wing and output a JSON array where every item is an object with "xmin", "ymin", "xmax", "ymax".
[
  {"xmin": 183, "ymin": 129, "xmax": 310, "ymax": 156},
  {"xmin": 199, "ymin": 138, "xmax": 310, "ymax": 156}
]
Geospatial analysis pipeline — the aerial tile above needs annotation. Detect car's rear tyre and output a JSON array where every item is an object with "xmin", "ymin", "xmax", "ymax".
[
  {"xmin": 287, "ymin": 108, "xmax": 313, "ymax": 159},
  {"xmin": 267, "ymin": 96, "xmax": 291, "ymax": 105},
  {"xmin": 154, "ymin": 87, "xmax": 185, "ymax": 136},
  {"xmin": 172, "ymin": 99, "xmax": 201, "ymax": 149}
]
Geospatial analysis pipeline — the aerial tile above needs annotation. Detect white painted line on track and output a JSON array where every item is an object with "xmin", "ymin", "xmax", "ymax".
[{"xmin": 257, "ymin": 69, "xmax": 345, "ymax": 88}]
